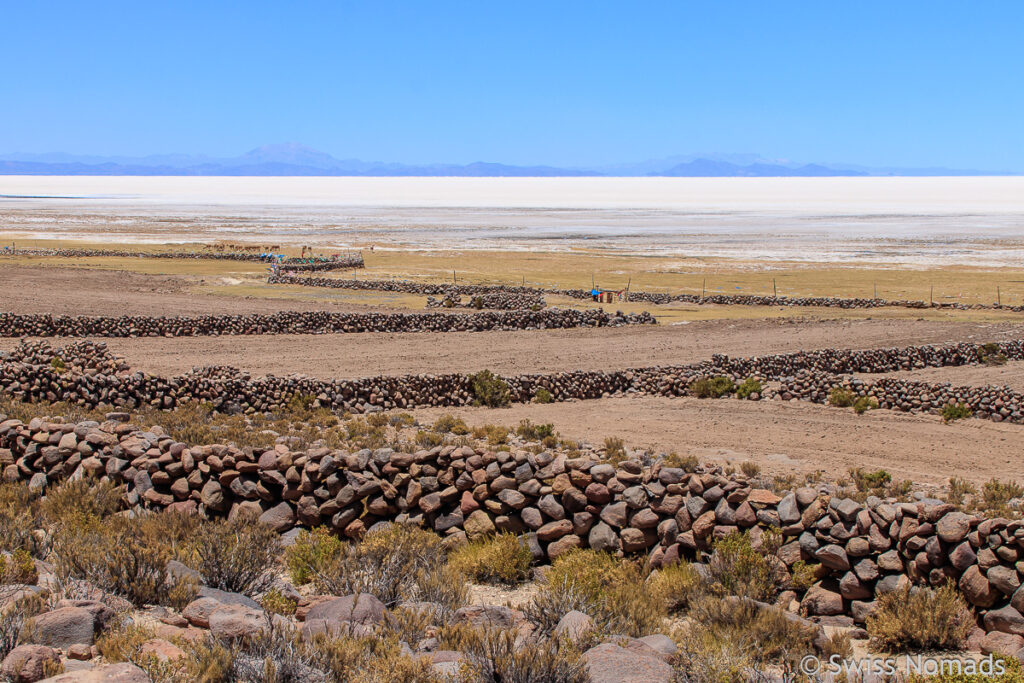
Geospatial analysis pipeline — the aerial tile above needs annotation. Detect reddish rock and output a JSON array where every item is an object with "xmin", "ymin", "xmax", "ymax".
[
  {"xmin": 1, "ymin": 645, "xmax": 59, "ymax": 683},
  {"xmin": 582, "ymin": 643, "xmax": 673, "ymax": 683}
]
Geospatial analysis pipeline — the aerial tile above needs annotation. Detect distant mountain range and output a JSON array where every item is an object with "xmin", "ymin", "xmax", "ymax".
[{"xmin": 0, "ymin": 143, "xmax": 1015, "ymax": 177}]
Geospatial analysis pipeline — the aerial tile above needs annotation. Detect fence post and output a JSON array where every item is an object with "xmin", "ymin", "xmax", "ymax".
[
  {"xmin": 773, "ymin": 278, "xmax": 777, "ymax": 297},
  {"xmin": 702, "ymin": 278, "xmax": 706, "ymax": 299}
]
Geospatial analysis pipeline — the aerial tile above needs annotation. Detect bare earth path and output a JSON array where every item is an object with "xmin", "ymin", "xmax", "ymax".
[
  {"xmin": 415, "ymin": 396, "xmax": 1022, "ymax": 487},
  {"xmin": 60, "ymin": 318, "xmax": 1024, "ymax": 378}
]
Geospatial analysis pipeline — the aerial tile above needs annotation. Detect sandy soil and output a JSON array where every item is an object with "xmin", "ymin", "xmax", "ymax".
[
  {"xmin": 413, "ymin": 396, "xmax": 1023, "ymax": 487},
  {"xmin": 21, "ymin": 318, "xmax": 1021, "ymax": 379},
  {"xmin": 0, "ymin": 265, "xmax": 396, "ymax": 316}
]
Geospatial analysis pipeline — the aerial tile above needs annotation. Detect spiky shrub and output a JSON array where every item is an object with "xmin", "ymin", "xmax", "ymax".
[
  {"xmin": 525, "ymin": 549, "xmax": 666, "ymax": 637},
  {"xmin": 433, "ymin": 413, "xmax": 469, "ymax": 434},
  {"xmin": 0, "ymin": 549, "xmax": 37, "ymax": 585},
  {"xmin": 828, "ymin": 386, "xmax": 856, "ymax": 407},
  {"xmin": 946, "ymin": 476, "xmax": 978, "ymax": 506},
  {"xmin": 735, "ymin": 377, "xmax": 762, "ymax": 399},
  {"xmin": 441, "ymin": 624, "xmax": 587, "ymax": 683},
  {"xmin": 853, "ymin": 396, "xmax": 878, "ymax": 414},
  {"xmin": 448, "ymin": 533, "xmax": 533, "ymax": 585},
  {"xmin": 515, "ymin": 419, "xmax": 555, "ymax": 441},
  {"xmin": 867, "ymin": 584, "xmax": 974, "ymax": 652},
  {"xmin": 602, "ymin": 436, "xmax": 626, "ymax": 463},
  {"xmin": 739, "ymin": 461, "xmax": 760, "ymax": 478},
  {"xmin": 663, "ymin": 452, "xmax": 700, "ymax": 473},
  {"xmin": 471, "ymin": 370, "xmax": 511, "ymax": 408},
  {"xmin": 689, "ymin": 376, "xmax": 735, "ymax": 399},
  {"xmin": 415, "ymin": 430, "xmax": 444, "ymax": 448},
  {"xmin": 675, "ymin": 596, "xmax": 819, "ymax": 681},
  {"xmin": 707, "ymin": 531, "xmax": 776, "ymax": 601},
  {"xmin": 849, "ymin": 467, "xmax": 891, "ymax": 492},
  {"xmin": 313, "ymin": 523, "xmax": 460, "ymax": 608},
  {"xmin": 0, "ymin": 484, "xmax": 39, "ymax": 555},
  {"xmin": 183, "ymin": 511, "xmax": 281, "ymax": 596},
  {"xmin": 285, "ymin": 527, "xmax": 344, "ymax": 586},
  {"xmin": 981, "ymin": 478, "xmax": 1024, "ymax": 515},
  {"xmin": 980, "ymin": 342, "xmax": 1008, "ymax": 366},
  {"xmin": 942, "ymin": 402, "xmax": 973, "ymax": 422},
  {"xmin": 647, "ymin": 561, "xmax": 703, "ymax": 613},
  {"xmin": 0, "ymin": 593, "xmax": 45, "ymax": 660}
]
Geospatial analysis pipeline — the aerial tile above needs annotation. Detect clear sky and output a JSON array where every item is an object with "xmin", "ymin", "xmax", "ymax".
[{"xmin": 3, "ymin": 1, "xmax": 1022, "ymax": 169}]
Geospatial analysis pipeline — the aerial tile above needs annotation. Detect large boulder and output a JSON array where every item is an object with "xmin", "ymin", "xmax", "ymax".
[
  {"xmin": 801, "ymin": 582, "xmax": 844, "ymax": 616},
  {"xmin": 305, "ymin": 594, "xmax": 386, "ymax": 626},
  {"xmin": 554, "ymin": 610, "xmax": 594, "ymax": 645},
  {"xmin": 582, "ymin": 642, "xmax": 673, "ymax": 683},
  {"xmin": 38, "ymin": 663, "xmax": 150, "ymax": 682},
  {"xmin": 31, "ymin": 607, "xmax": 96, "ymax": 648},
  {"xmin": 1, "ymin": 645, "xmax": 60, "ymax": 683}
]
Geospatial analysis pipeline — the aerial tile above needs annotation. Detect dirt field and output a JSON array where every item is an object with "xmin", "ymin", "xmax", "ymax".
[
  {"xmin": 15, "ymin": 318, "xmax": 1019, "ymax": 379},
  {"xmin": 413, "ymin": 396, "xmax": 1022, "ymax": 487}
]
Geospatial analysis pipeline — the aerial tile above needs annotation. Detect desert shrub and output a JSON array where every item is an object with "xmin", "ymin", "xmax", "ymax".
[
  {"xmin": 602, "ymin": 436, "xmax": 626, "ymax": 463},
  {"xmin": 441, "ymin": 623, "xmax": 586, "ymax": 683},
  {"xmin": 470, "ymin": 296, "xmax": 485, "ymax": 310},
  {"xmin": 739, "ymin": 461, "xmax": 760, "ymax": 478},
  {"xmin": 448, "ymin": 533, "xmax": 532, "ymax": 585},
  {"xmin": 946, "ymin": 476, "xmax": 978, "ymax": 506},
  {"xmin": 689, "ymin": 376, "xmax": 735, "ymax": 399},
  {"xmin": 515, "ymin": 419, "xmax": 554, "ymax": 441},
  {"xmin": 867, "ymin": 584, "xmax": 973, "ymax": 652},
  {"xmin": 526, "ymin": 549, "xmax": 665, "ymax": 637},
  {"xmin": 471, "ymin": 370, "xmax": 511, "ymax": 408},
  {"xmin": 942, "ymin": 402, "xmax": 973, "ymax": 422},
  {"xmin": 0, "ymin": 549, "xmax": 37, "ymax": 585},
  {"xmin": 389, "ymin": 412, "xmax": 416, "ymax": 428},
  {"xmin": 663, "ymin": 452, "xmax": 700, "ymax": 472},
  {"xmin": 49, "ymin": 515, "xmax": 194, "ymax": 608},
  {"xmin": 285, "ymin": 527, "xmax": 344, "ymax": 586},
  {"xmin": 980, "ymin": 342, "xmax": 1008, "ymax": 366},
  {"xmin": 647, "ymin": 561, "xmax": 703, "ymax": 613},
  {"xmin": 411, "ymin": 563, "xmax": 469, "ymax": 616},
  {"xmin": 706, "ymin": 531, "xmax": 776, "ymax": 601},
  {"xmin": 980, "ymin": 478, "xmax": 1024, "ymax": 515},
  {"xmin": 828, "ymin": 386, "xmax": 856, "ymax": 407},
  {"xmin": 433, "ymin": 414, "xmax": 469, "ymax": 435},
  {"xmin": 50, "ymin": 357, "xmax": 66, "ymax": 372},
  {"xmin": 0, "ymin": 484, "xmax": 40, "ymax": 555},
  {"xmin": 314, "ymin": 523, "xmax": 455, "ymax": 608},
  {"xmin": 182, "ymin": 512, "xmax": 280, "ymax": 596},
  {"xmin": 533, "ymin": 387, "xmax": 554, "ymax": 404},
  {"xmin": 849, "ymin": 467, "xmax": 891, "ymax": 492},
  {"xmin": 906, "ymin": 656, "xmax": 1023, "ymax": 683},
  {"xmin": 788, "ymin": 561, "xmax": 818, "ymax": 592},
  {"xmin": 40, "ymin": 478, "xmax": 123, "ymax": 525},
  {"xmin": 735, "ymin": 377, "xmax": 762, "ymax": 399},
  {"xmin": 415, "ymin": 430, "xmax": 444, "ymax": 448},
  {"xmin": 675, "ymin": 595, "xmax": 819, "ymax": 681},
  {"xmin": 383, "ymin": 606, "xmax": 436, "ymax": 646},
  {"xmin": 260, "ymin": 588, "xmax": 298, "ymax": 616},
  {"xmin": 853, "ymin": 396, "xmax": 878, "ymax": 414},
  {"xmin": 0, "ymin": 593, "xmax": 45, "ymax": 660}
]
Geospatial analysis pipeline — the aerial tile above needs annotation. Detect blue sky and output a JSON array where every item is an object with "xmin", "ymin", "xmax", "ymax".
[{"xmin": 3, "ymin": 1, "xmax": 1022, "ymax": 169}]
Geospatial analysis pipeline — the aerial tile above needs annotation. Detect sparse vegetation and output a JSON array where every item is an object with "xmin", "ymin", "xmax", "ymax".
[
  {"xmin": 183, "ymin": 510, "xmax": 281, "ymax": 596},
  {"xmin": 516, "ymin": 419, "xmax": 555, "ymax": 441},
  {"xmin": 706, "ymin": 530, "xmax": 777, "ymax": 601},
  {"xmin": 980, "ymin": 478, "xmax": 1024, "ymax": 515},
  {"xmin": 942, "ymin": 402, "xmax": 973, "ymax": 422},
  {"xmin": 867, "ymin": 584, "xmax": 974, "ymax": 652},
  {"xmin": 470, "ymin": 370, "xmax": 511, "ymax": 407},
  {"xmin": 689, "ymin": 376, "xmax": 735, "ymax": 399},
  {"xmin": 853, "ymin": 395, "xmax": 878, "ymax": 414},
  {"xmin": 735, "ymin": 377, "xmax": 762, "ymax": 399},
  {"xmin": 448, "ymin": 533, "xmax": 533, "ymax": 585},
  {"xmin": 828, "ymin": 386, "xmax": 856, "ymax": 407},
  {"xmin": 663, "ymin": 452, "xmax": 700, "ymax": 472},
  {"xmin": 980, "ymin": 342, "xmax": 1008, "ymax": 366},
  {"xmin": 602, "ymin": 436, "xmax": 626, "ymax": 463},
  {"xmin": 946, "ymin": 476, "xmax": 978, "ymax": 506},
  {"xmin": 433, "ymin": 413, "xmax": 469, "ymax": 434},
  {"xmin": 739, "ymin": 461, "xmax": 760, "ymax": 478},
  {"xmin": 850, "ymin": 467, "xmax": 891, "ymax": 491},
  {"xmin": 533, "ymin": 387, "xmax": 554, "ymax": 404},
  {"xmin": 285, "ymin": 527, "xmax": 345, "ymax": 586}
]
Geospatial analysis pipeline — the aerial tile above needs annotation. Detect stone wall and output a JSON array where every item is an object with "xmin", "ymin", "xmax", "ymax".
[
  {"xmin": 4, "ymin": 338, "xmax": 1020, "ymax": 423},
  {"xmin": 268, "ymin": 274, "xmax": 1023, "ymax": 312},
  {"xmin": 4, "ymin": 248, "xmax": 364, "ymax": 271},
  {"xmin": 1, "ymin": 414, "xmax": 1021, "ymax": 645},
  {"xmin": 0, "ymin": 307, "xmax": 654, "ymax": 339}
]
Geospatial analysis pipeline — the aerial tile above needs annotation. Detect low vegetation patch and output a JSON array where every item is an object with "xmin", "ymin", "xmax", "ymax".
[
  {"xmin": 689, "ymin": 376, "xmax": 735, "ymax": 399},
  {"xmin": 470, "ymin": 370, "xmax": 511, "ymax": 407},
  {"xmin": 515, "ymin": 419, "xmax": 555, "ymax": 441},
  {"xmin": 602, "ymin": 436, "xmax": 626, "ymax": 463},
  {"xmin": 432, "ymin": 413, "xmax": 469, "ymax": 434},
  {"xmin": 706, "ymin": 530, "xmax": 778, "ymax": 602},
  {"xmin": 867, "ymin": 584, "xmax": 974, "ymax": 652},
  {"xmin": 828, "ymin": 386, "xmax": 856, "ymax": 407},
  {"xmin": 980, "ymin": 342, "xmax": 1008, "ymax": 366},
  {"xmin": 285, "ymin": 527, "xmax": 345, "ymax": 586},
  {"xmin": 533, "ymin": 387, "xmax": 554, "ymax": 404},
  {"xmin": 735, "ymin": 377, "xmax": 762, "ymax": 399},
  {"xmin": 448, "ymin": 533, "xmax": 533, "ymax": 585}
]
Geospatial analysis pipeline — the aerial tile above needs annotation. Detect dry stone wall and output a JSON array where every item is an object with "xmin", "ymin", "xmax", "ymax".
[
  {"xmin": 0, "ymin": 308, "xmax": 653, "ymax": 338},
  {"xmin": 269, "ymin": 274, "xmax": 1024, "ymax": 312},
  {"xmin": 2, "ymin": 339, "xmax": 1024, "ymax": 424},
  {"xmin": 5, "ymin": 248, "xmax": 364, "ymax": 271},
  {"xmin": 1, "ymin": 414, "xmax": 1023, "ymax": 643}
]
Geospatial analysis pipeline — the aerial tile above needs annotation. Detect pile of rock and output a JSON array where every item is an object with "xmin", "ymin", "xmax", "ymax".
[
  {"xmin": 2, "ymin": 413, "xmax": 1023, "ymax": 655},
  {"xmin": 426, "ymin": 292, "xmax": 546, "ymax": 310},
  {"xmin": 0, "ymin": 307, "xmax": 654, "ymax": 339}
]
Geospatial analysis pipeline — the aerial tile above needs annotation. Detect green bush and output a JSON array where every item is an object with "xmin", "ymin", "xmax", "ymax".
[
  {"xmin": 415, "ymin": 430, "xmax": 444, "ymax": 448},
  {"xmin": 707, "ymin": 531, "xmax": 776, "ymax": 601},
  {"xmin": 448, "ymin": 533, "xmax": 533, "ymax": 585},
  {"xmin": 735, "ymin": 377, "xmax": 763, "ymax": 399},
  {"xmin": 516, "ymin": 419, "xmax": 555, "ymax": 441},
  {"xmin": 285, "ymin": 527, "xmax": 344, "ymax": 586},
  {"xmin": 533, "ymin": 387, "xmax": 554, "ymax": 404},
  {"xmin": 980, "ymin": 342, "xmax": 1008, "ymax": 366},
  {"xmin": 853, "ymin": 396, "xmax": 878, "ymax": 414},
  {"xmin": 433, "ymin": 414, "xmax": 469, "ymax": 435},
  {"xmin": 603, "ymin": 436, "xmax": 626, "ymax": 463},
  {"xmin": 867, "ymin": 584, "xmax": 973, "ymax": 652},
  {"xmin": 981, "ymin": 478, "xmax": 1024, "ymax": 514},
  {"xmin": 850, "ymin": 467, "xmax": 891, "ymax": 491},
  {"xmin": 828, "ymin": 386, "xmax": 856, "ymax": 407},
  {"xmin": 942, "ymin": 402, "xmax": 973, "ymax": 422},
  {"xmin": 689, "ymin": 376, "xmax": 735, "ymax": 399},
  {"xmin": 470, "ymin": 370, "xmax": 511, "ymax": 408}
]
